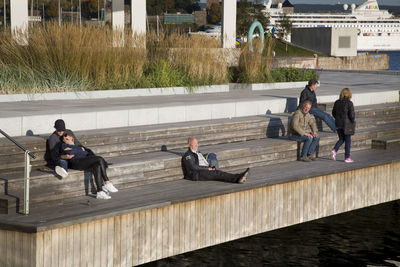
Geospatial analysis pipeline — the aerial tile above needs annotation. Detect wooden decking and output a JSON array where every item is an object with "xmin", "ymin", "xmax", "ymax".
[{"xmin": 0, "ymin": 148, "xmax": 399, "ymax": 266}]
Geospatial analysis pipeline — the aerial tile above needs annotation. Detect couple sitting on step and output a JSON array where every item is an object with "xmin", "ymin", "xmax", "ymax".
[
  {"xmin": 45, "ymin": 119, "xmax": 118, "ymax": 200},
  {"xmin": 45, "ymin": 121, "xmax": 250, "ymax": 200},
  {"xmin": 289, "ymin": 79, "xmax": 355, "ymax": 163}
]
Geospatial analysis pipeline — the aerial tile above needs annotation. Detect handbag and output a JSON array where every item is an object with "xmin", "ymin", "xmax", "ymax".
[{"xmin": 344, "ymin": 121, "xmax": 355, "ymax": 135}]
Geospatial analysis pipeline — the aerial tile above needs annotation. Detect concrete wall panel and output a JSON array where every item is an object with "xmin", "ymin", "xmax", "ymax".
[
  {"xmin": 131, "ymin": 0, "xmax": 146, "ymax": 35},
  {"xmin": 10, "ymin": 0, "xmax": 28, "ymax": 45},
  {"xmin": 129, "ymin": 108, "xmax": 159, "ymax": 126},
  {"xmin": 222, "ymin": 0, "xmax": 236, "ymax": 48}
]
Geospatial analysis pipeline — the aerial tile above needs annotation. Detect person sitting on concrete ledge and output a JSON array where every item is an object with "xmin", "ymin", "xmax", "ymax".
[
  {"xmin": 61, "ymin": 133, "xmax": 118, "ymax": 200},
  {"xmin": 289, "ymin": 101, "xmax": 320, "ymax": 162},
  {"xmin": 181, "ymin": 137, "xmax": 249, "ymax": 183},
  {"xmin": 44, "ymin": 119, "xmax": 81, "ymax": 179},
  {"xmin": 298, "ymin": 79, "xmax": 336, "ymax": 133}
]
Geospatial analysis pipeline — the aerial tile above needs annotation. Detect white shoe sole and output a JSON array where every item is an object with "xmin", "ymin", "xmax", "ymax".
[
  {"xmin": 96, "ymin": 192, "xmax": 111, "ymax": 199},
  {"xmin": 55, "ymin": 166, "xmax": 68, "ymax": 178}
]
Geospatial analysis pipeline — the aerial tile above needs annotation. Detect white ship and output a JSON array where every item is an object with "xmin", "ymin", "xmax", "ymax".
[{"xmin": 264, "ymin": 0, "xmax": 400, "ymax": 51}]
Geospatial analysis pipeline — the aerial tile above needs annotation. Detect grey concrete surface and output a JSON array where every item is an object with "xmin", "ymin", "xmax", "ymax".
[{"xmin": 0, "ymin": 71, "xmax": 398, "ymax": 136}]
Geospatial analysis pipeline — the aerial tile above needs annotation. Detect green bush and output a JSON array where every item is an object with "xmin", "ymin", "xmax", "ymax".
[
  {"xmin": 270, "ymin": 68, "xmax": 318, "ymax": 82},
  {"xmin": 139, "ymin": 60, "xmax": 186, "ymax": 88}
]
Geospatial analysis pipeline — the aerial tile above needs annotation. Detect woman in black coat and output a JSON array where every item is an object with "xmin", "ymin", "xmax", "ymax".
[{"xmin": 331, "ymin": 88, "xmax": 355, "ymax": 163}]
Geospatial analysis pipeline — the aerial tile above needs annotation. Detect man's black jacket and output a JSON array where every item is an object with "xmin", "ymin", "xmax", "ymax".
[
  {"xmin": 181, "ymin": 149, "xmax": 208, "ymax": 181},
  {"xmin": 298, "ymin": 85, "xmax": 318, "ymax": 109}
]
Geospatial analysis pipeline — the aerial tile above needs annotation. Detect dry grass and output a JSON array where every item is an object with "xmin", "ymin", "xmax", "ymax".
[
  {"xmin": 0, "ymin": 23, "xmax": 229, "ymax": 94},
  {"xmin": 146, "ymin": 32, "xmax": 229, "ymax": 87},
  {"xmin": 238, "ymin": 38, "xmax": 275, "ymax": 83}
]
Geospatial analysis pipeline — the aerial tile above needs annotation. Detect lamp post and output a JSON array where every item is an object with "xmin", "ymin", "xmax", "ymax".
[
  {"xmin": 58, "ymin": 0, "xmax": 61, "ymax": 26},
  {"xmin": 4, "ymin": 0, "xmax": 6, "ymax": 29},
  {"xmin": 78, "ymin": 0, "xmax": 81, "ymax": 26}
]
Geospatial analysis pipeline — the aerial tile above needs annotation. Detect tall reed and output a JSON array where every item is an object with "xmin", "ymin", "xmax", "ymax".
[
  {"xmin": 145, "ymin": 31, "xmax": 229, "ymax": 87},
  {"xmin": 0, "ymin": 23, "xmax": 229, "ymax": 94},
  {"xmin": 238, "ymin": 37, "xmax": 275, "ymax": 83}
]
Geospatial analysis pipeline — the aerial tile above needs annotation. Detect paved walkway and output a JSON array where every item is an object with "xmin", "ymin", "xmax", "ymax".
[{"xmin": 1, "ymin": 71, "xmax": 399, "ymax": 136}]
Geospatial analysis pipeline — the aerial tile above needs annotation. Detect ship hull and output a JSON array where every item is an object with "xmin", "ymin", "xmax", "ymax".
[{"xmin": 358, "ymin": 35, "xmax": 400, "ymax": 51}]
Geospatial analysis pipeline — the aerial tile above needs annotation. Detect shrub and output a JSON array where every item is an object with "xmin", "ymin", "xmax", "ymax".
[
  {"xmin": 271, "ymin": 68, "xmax": 318, "ymax": 82},
  {"xmin": 139, "ymin": 60, "xmax": 186, "ymax": 88}
]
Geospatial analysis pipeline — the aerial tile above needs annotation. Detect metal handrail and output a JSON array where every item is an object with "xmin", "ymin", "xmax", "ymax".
[
  {"xmin": 0, "ymin": 129, "xmax": 36, "ymax": 159},
  {"xmin": 0, "ymin": 129, "xmax": 36, "ymax": 215}
]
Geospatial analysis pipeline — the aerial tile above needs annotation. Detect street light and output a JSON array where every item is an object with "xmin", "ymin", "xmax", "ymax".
[
  {"xmin": 58, "ymin": 0, "xmax": 61, "ymax": 26},
  {"xmin": 4, "ymin": 0, "xmax": 6, "ymax": 28}
]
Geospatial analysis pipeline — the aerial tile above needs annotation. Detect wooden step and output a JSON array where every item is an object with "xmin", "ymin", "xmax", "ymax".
[{"xmin": 2, "ymin": 121, "xmax": 400, "ymax": 212}]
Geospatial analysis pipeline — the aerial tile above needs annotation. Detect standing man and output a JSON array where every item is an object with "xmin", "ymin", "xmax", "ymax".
[
  {"xmin": 44, "ymin": 119, "xmax": 81, "ymax": 178},
  {"xmin": 289, "ymin": 101, "xmax": 320, "ymax": 162},
  {"xmin": 182, "ymin": 137, "xmax": 249, "ymax": 183},
  {"xmin": 298, "ymin": 79, "xmax": 336, "ymax": 133}
]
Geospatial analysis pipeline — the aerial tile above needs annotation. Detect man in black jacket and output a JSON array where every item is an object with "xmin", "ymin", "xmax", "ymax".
[
  {"xmin": 298, "ymin": 79, "xmax": 336, "ymax": 133},
  {"xmin": 182, "ymin": 137, "xmax": 249, "ymax": 183},
  {"xmin": 44, "ymin": 119, "xmax": 81, "ymax": 178}
]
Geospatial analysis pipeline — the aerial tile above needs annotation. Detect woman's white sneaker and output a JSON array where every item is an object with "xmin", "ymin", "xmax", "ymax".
[
  {"xmin": 103, "ymin": 182, "xmax": 118, "ymax": 193},
  {"xmin": 97, "ymin": 191, "xmax": 111, "ymax": 199}
]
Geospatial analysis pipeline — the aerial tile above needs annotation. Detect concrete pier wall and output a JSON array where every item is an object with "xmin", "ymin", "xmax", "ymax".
[{"xmin": 272, "ymin": 54, "xmax": 389, "ymax": 70}]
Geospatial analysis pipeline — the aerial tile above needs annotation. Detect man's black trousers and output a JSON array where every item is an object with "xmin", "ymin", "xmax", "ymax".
[{"xmin": 197, "ymin": 169, "xmax": 242, "ymax": 183}]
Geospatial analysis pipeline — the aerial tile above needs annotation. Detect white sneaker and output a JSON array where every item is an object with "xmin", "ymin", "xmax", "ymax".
[
  {"xmin": 55, "ymin": 166, "xmax": 68, "ymax": 178},
  {"xmin": 96, "ymin": 191, "xmax": 111, "ymax": 200},
  {"xmin": 103, "ymin": 182, "xmax": 118, "ymax": 193}
]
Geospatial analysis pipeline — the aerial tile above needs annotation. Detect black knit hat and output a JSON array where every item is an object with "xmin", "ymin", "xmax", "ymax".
[{"xmin": 54, "ymin": 119, "xmax": 66, "ymax": 131}]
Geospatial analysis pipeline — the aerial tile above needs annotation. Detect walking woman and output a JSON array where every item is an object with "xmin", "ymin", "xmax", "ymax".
[
  {"xmin": 61, "ymin": 133, "xmax": 118, "ymax": 199},
  {"xmin": 331, "ymin": 88, "xmax": 355, "ymax": 163}
]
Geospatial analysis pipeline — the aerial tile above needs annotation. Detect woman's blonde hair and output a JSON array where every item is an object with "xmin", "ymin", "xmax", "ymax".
[{"xmin": 340, "ymin": 88, "xmax": 352, "ymax": 100}]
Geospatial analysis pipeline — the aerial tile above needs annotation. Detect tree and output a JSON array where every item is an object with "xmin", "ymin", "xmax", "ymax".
[
  {"xmin": 236, "ymin": 0, "xmax": 252, "ymax": 37},
  {"xmin": 86, "ymin": 0, "xmax": 104, "ymax": 14},
  {"xmin": 43, "ymin": 0, "xmax": 71, "ymax": 19},
  {"xmin": 278, "ymin": 13, "xmax": 292, "ymax": 52},
  {"xmin": 147, "ymin": 0, "xmax": 164, "ymax": 16},
  {"xmin": 236, "ymin": 0, "xmax": 269, "ymax": 38},
  {"xmin": 207, "ymin": 3, "xmax": 221, "ymax": 24},
  {"xmin": 175, "ymin": 0, "xmax": 198, "ymax": 13}
]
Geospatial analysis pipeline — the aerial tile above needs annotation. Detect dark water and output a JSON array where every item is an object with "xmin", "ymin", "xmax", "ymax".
[{"xmin": 141, "ymin": 200, "xmax": 400, "ymax": 267}]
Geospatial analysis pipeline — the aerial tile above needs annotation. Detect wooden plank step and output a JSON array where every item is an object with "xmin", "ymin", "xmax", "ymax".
[
  {"xmin": 2, "ymin": 121, "xmax": 399, "ymax": 211},
  {"xmin": 372, "ymin": 138, "xmax": 400, "ymax": 150}
]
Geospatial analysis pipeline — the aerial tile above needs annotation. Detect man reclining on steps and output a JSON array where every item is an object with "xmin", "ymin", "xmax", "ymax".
[
  {"xmin": 181, "ymin": 137, "xmax": 250, "ymax": 183},
  {"xmin": 44, "ymin": 119, "xmax": 82, "ymax": 178}
]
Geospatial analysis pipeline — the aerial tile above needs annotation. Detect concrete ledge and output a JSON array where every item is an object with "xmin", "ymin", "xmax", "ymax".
[
  {"xmin": 318, "ymin": 90, "xmax": 399, "ymax": 106},
  {"xmin": 0, "ymin": 98, "xmax": 288, "ymax": 136},
  {"xmin": 230, "ymin": 81, "xmax": 307, "ymax": 91},
  {"xmin": 0, "ymin": 85, "xmax": 229, "ymax": 103},
  {"xmin": 0, "ymin": 89, "xmax": 398, "ymax": 137},
  {"xmin": 0, "ymin": 80, "xmax": 310, "ymax": 103}
]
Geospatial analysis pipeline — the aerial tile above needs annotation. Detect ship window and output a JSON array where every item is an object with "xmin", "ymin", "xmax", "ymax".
[{"xmin": 339, "ymin": 36, "xmax": 351, "ymax": 48}]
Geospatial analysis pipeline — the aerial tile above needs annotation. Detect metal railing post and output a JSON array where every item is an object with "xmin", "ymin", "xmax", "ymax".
[
  {"xmin": 23, "ymin": 150, "xmax": 31, "ymax": 215},
  {"xmin": 0, "ymin": 129, "xmax": 35, "ymax": 215}
]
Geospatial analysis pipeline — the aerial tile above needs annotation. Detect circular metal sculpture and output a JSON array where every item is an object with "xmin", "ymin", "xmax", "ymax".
[{"xmin": 248, "ymin": 21, "xmax": 265, "ymax": 53}]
